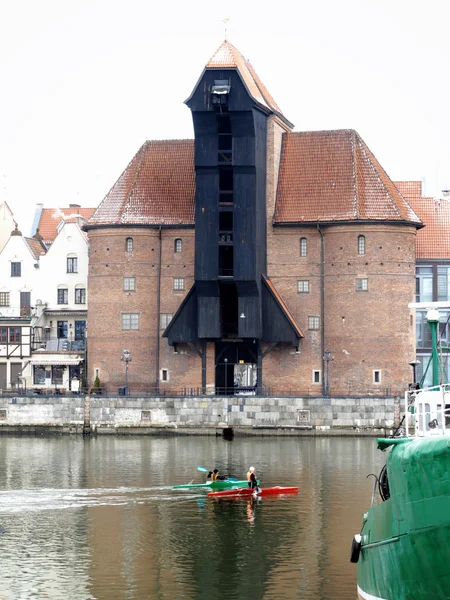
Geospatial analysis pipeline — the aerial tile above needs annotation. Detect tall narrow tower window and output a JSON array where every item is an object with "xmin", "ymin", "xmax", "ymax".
[
  {"xmin": 126, "ymin": 237, "xmax": 133, "ymax": 252},
  {"xmin": 300, "ymin": 237, "xmax": 307, "ymax": 257},
  {"xmin": 358, "ymin": 235, "xmax": 366, "ymax": 255},
  {"xmin": 174, "ymin": 238, "xmax": 182, "ymax": 253}
]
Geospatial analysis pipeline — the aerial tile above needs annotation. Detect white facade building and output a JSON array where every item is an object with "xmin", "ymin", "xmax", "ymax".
[{"xmin": 0, "ymin": 217, "xmax": 90, "ymax": 393}]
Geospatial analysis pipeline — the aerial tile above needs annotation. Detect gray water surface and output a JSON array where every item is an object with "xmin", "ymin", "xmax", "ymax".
[{"xmin": 0, "ymin": 435, "xmax": 385, "ymax": 599}]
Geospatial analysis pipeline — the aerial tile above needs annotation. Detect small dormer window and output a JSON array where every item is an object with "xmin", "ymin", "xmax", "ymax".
[{"xmin": 211, "ymin": 79, "xmax": 231, "ymax": 105}]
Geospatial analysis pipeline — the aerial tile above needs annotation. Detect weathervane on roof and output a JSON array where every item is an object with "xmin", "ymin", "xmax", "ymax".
[{"xmin": 223, "ymin": 17, "xmax": 230, "ymax": 40}]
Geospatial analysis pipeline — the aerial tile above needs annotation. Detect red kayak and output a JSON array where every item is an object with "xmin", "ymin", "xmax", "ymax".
[{"xmin": 207, "ymin": 486, "xmax": 298, "ymax": 498}]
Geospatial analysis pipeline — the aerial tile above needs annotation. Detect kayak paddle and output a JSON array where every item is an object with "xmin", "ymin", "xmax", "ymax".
[{"xmin": 197, "ymin": 466, "xmax": 209, "ymax": 473}]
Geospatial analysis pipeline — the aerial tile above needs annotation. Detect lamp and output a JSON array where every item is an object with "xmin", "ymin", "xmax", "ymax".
[
  {"xmin": 240, "ymin": 313, "xmax": 246, "ymax": 319},
  {"xmin": 120, "ymin": 349, "xmax": 132, "ymax": 395}
]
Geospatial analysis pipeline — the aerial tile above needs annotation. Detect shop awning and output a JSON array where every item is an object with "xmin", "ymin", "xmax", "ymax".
[{"xmin": 29, "ymin": 358, "xmax": 81, "ymax": 366}]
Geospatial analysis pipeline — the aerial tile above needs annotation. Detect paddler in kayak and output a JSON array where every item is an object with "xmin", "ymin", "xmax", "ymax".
[
  {"xmin": 207, "ymin": 468, "xmax": 227, "ymax": 481},
  {"xmin": 247, "ymin": 466, "xmax": 258, "ymax": 490}
]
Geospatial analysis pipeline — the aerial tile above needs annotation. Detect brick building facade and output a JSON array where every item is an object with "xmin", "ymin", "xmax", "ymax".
[{"xmin": 86, "ymin": 41, "xmax": 421, "ymax": 397}]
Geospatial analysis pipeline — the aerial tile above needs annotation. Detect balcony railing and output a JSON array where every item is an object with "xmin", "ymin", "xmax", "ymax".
[{"xmin": 32, "ymin": 337, "xmax": 86, "ymax": 352}]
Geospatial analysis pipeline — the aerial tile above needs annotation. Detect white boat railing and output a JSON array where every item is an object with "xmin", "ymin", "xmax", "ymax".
[{"xmin": 405, "ymin": 384, "xmax": 450, "ymax": 437}]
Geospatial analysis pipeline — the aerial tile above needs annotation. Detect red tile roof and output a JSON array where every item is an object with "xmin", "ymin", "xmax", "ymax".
[
  {"xmin": 205, "ymin": 41, "xmax": 290, "ymax": 126},
  {"xmin": 274, "ymin": 130, "xmax": 422, "ymax": 226},
  {"xmin": 24, "ymin": 237, "xmax": 47, "ymax": 259},
  {"xmin": 89, "ymin": 140, "xmax": 195, "ymax": 226},
  {"xmin": 394, "ymin": 181, "xmax": 450, "ymax": 259},
  {"xmin": 37, "ymin": 207, "xmax": 96, "ymax": 243}
]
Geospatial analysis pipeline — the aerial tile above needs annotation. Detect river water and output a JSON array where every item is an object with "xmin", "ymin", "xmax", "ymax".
[{"xmin": 0, "ymin": 435, "xmax": 385, "ymax": 600}]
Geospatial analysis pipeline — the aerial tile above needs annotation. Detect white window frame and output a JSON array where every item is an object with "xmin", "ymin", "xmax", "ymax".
[
  {"xmin": 356, "ymin": 278, "xmax": 368, "ymax": 291},
  {"xmin": 174, "ymin": 238, "xmax": 182, "ymax": 253},
  {"xmin": 297, "ymin": 280, "xmax": 310, "ymax": 293},
  {"xmin": 126, "ymin": 237, "xmax": 133, "ymax": 252},
  {"xmin": 312, "ymin": 370, "xmax": 321, "ymax": 384},
  {"xmin": 308, "ymin": 316, "xmax": 320, "ymax": 330},
  {"xmin": 173, "ymin": 278, "xmax": 185, "ymax": 291},
  {"xmin": 124, "ymin": 277, "xmax": 136, "ymax": 291},
  {"xmin": 373, "ymin": 370, "xmax": 381, "ymax": 384},
  {"xmin": 122, "ymin": 313, "xmax": 140, "ymax": 330},
  {"xmin": 160, "ymin": 368, "xmax": 169, "ymax": 382},
  {"xmin": 160, "ymin": 313, "xmax": 173, "ymax": 329},
  {"xmin": 358, "ymin": 235, "xmax": 366, "ymax": 255},
  {"xmin": 300, "ymin": 237, "xmax": 307, "ymax": 257}
]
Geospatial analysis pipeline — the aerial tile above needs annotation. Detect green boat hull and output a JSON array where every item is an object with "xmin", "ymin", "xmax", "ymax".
[
  {"xmin": 173, "ymin": 479, "xmax": 256, "ymax": 490},
  {"xmin": 357, "ymin": 437, "xmax": 450, "ymax": 599}
]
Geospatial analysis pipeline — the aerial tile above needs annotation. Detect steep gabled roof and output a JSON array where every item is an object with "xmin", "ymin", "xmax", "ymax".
[
  {"xmin": 88, "ymin": 140, "xmax": 195, "ymax": 227},
  {"xmin": 274, "ymin": 130, "xmax": 422, "ymax": 226},
  {"xmin": 24, "ymin": 237, "xmax": 47, "ymax": 259},
  {"xmin": 395, "ymin": 181, "xmax": 450, "ymax": 259},
  {"xmin": 36, "ymin": 207, "xmax": 96, "ymax": 243}
]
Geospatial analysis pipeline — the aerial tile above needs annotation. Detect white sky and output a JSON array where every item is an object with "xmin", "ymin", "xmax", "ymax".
[{"xmin": 1, "ymin": 0, "xmax": 449, "ymax": 235}]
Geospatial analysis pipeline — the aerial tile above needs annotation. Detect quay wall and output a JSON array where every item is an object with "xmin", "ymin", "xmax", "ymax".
[{"xmin": 0, "ymin": 395, "xmax": 399, "ymax": 436}]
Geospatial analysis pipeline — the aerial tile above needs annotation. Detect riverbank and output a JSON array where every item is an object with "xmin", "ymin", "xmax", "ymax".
[{"xmin": 0, "ymin": 394, "xmax": 400, "ymax": 436}]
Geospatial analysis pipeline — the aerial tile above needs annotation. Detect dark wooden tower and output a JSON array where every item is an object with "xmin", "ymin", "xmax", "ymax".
[{"xmin": 164, "ymin": 42, "xmax": 302, "ymax": 393}]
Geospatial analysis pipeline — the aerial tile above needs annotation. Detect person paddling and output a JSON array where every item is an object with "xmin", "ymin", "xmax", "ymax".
[{"xmin": 247, "ymin": 466, "xmax": 258, "ymax": 490}]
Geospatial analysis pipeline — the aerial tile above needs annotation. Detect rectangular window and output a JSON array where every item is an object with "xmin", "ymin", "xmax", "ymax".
[
  {"xmin": 308, "ymin": 316, "xmax": 320, "ymax": 330},
  {"xmin": 75, "ymin": 288, "xmax": 86, "ymax": 304},
  {"xmin": 161, "ymin": 368, "xmax": 168, "ymax": 382},
  {"xmin": 297, "ymin": 280, "xmax": 310, "ymax": 293},
  {"xmin": 160, "ymin": 313, "xmax": 173, "ymax": 329},
  {"xmin": 57, "ymin": 321, "xmax": 68, "ymax": 339},
  {"xmin": 33, "ymin": 366, "xmax": 46, "ymax": 385},
  {"xmin": 0, "ymin": 327, "xmax": 7, "ymax": 343},
  {"xmin": 52, "ymin": 366, "xmax": 64, "ymax": 385},
  {"xmin": 124, "ymin": 277, "xmax": 136, "ymax": 291},
  {"xmin": 173, "ymin": 278, "xmax": 185, "ymax": 291},
  {"xmin": 416, "ymin": 266, "xmax": 433, "ymax": 302},
  {"xmin": 122, "ymin": 313, "xmax": 140, "ymax": 330},
  {"xmin": 67, "ymin": 257, "xmax": 78, "ymax": 273},
  {"xmin": 58, "ymin": 289, "xmax": 68, "ymax": 304},
  {"xmin": 373, "ymin": 370, "xmax": 381, "ymax": 384},
  {"xmin": 11, "ymin": 262, "xmax": 21, "ymax": 277},
  {"xmin": 9, "ymin": 327, "xmax": 21, "ymax": 343},
  {"xmin": 438, "ymin": 266, "xmax": 450, "ymax": 302},
  {"xmin": 0, "ymin": 292, "xmax": 10, "ymax": 306},
  {"xmin": 312, "ymin": 370, "xmax": 321, "ymax": 384},
  {"xmin": 356, "ymin": 278, "xmax": 368, "ymax": 291}
]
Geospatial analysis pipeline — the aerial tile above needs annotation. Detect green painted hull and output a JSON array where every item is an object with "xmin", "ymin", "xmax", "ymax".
[
  {"xmin": 173, "ymin": 479, "xmax": 251, "ymax": 490},
  {"xmin": 357, "ymin": 437, "xmax": 450, "ymax": 599}
]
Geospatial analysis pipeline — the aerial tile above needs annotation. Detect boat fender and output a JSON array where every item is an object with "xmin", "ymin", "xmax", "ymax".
[{"xmin": 350, "ymin": 534, "xmax": 362, "ymax": 563}]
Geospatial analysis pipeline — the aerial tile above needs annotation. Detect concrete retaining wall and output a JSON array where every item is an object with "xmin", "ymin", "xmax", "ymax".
[{"xmin": 0, "ymin": 394, "xmax": 399, "ymax": 435}]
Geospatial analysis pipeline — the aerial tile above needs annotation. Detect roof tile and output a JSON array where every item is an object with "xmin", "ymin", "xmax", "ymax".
[
  {"xmin": 274, "ymin": 130, "xmax": 421, "ymax": 226},
  {"xmin": 89, "ymin": 140, "xmax": 195, "ymax": 226},
  {"xmin": 37, "ymin": 207, "xmax": 96, "ymax": 243},
  {"xmin": 206, "ymin": 41, "xmax": 286, "ymax": 120},
  {"xmin": 395, "ymin": 181, "xmax": 450, "ymax": 259}
]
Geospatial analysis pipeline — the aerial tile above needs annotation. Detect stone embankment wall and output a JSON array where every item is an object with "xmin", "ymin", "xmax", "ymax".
[{"xmin": 0, "ymin": 395, "xmax": 400, "ymax": 436}]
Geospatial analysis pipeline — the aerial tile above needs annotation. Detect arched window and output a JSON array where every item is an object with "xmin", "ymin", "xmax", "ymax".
[
  {"xmin": 300, "ymin": 237, "xmax": 307, "ymax": 257},
  {"xmin": 126, "ymin": 237, "xmax": 133, "ymax": 252},
  {"xmin": 358, "ymin": 235, "xmax": 366, "ymax": 255},
  {"xmin": 174, "ymin": 238, "xmax": 182, "ymax": 253},
  {"xmin": 67, "ymin": 253, "xmax": 78, "ymax": 273}
]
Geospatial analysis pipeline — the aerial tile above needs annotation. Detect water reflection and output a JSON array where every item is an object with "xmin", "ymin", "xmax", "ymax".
[{"xmin": 0, "ymin": 436, "xmax": 384, "ymax": 600}]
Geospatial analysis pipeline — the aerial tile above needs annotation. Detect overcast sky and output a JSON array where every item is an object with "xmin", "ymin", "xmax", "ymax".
[{"xmin": 1, "ymin": 0, "xmax": 449, "ymax": 235}]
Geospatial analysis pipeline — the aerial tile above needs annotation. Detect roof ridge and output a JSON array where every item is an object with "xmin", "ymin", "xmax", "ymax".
[{"xmin": 351, "ymin": 130, "xmax": 359, "ymax": 219}]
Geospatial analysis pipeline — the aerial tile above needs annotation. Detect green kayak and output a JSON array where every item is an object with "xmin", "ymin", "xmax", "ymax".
[{"xmin": 173, "ymin": 479, "xmax": 258, "ymax": 490}]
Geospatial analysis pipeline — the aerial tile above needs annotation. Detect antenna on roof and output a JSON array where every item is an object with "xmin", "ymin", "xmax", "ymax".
[{"xmin": 223, "ymin": 17, "xmax": 230, "ymax": 40}]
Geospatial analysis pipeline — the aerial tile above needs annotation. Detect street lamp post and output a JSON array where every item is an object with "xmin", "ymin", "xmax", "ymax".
[
  {"xmin": 224, "ymin": 358, "xmax": 228, "ymax": 396},
  {"xmin": 409, "ymin": 360, "xmax": 420, "ymax": 388},
  {"xmin": 323, "ymin": 350, "xmax": 335, "ymax": 397},
  {"xmin": 120, "ymin": 349, "xmax": 132, "ymax": 395}
]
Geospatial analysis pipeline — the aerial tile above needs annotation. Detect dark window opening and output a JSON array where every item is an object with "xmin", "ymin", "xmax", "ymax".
[
  {"xmin": 216, "ymin": 108, "xmax": 232, "ymax": 132},
  {"xmin": 219, "ymin": 166, "xmax": 233, "ymax": 205},
  {"xmin": 220, "ymin": 284, "xmax": 238, "ymax": 337},
  {"xmin": 57, "ymin": 321, "xmax": 68, "ymax": 339},
  {"xmin": 219, "ymin": 245, "xmax": 233, "ymax": 277},
  {"xmin": 219, "ymin": 211, "xmax": 233, "ymax": 243}
]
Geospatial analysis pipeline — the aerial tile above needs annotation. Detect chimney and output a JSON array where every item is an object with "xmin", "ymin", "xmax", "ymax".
[{"xmin": 69, "ymin": 204, "xmax": 81, "ymax": 209}]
